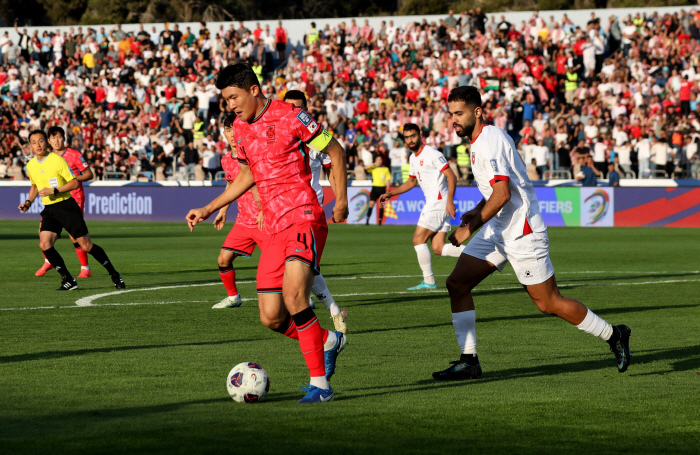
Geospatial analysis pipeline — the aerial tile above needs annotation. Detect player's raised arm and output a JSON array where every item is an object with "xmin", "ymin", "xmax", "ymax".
[
  {"xmin": 441, "ymin": 166, "xmax": 457, "ymax": 218},
  {"xmin": 186, "ymin": 164, "xmax": 255, "ymax": 232},
  {"xmin": 317, "ymin": 136, "xmax": 348, "ymax": 223},
  {"xmin": 378, "ymin": 175, "xmax": 417, "ymax": 207}
]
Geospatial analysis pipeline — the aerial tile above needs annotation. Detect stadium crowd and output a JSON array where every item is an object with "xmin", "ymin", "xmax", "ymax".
[{"xmin": 1, "ymin": 8, "xmax": 700, "ymax": 183}]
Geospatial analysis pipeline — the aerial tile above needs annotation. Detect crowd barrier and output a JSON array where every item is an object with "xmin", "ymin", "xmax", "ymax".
[{"xmin": 1, "ymin": 182, "xmax": 699, "ymax": 227}]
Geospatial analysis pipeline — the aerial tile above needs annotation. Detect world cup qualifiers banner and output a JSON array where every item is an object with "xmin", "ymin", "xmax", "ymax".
[{"xmin": 1, "ymin": 185, "xmax": 699, "ymax": 227}]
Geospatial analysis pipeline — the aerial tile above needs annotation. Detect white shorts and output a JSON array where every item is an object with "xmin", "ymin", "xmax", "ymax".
[
  {"xmin": 417, "ymin": 210, "xmax": 451, "ymax": 233},
  {"xmin": 463, "ymin": 228, "xmax": 555, "ymax": 285}
]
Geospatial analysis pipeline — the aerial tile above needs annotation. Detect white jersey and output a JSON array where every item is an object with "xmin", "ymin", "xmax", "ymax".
[
  {"xmin": 409, "ymin": 145, "xmax": 449, "ymax": 213},
  {"xmin": 470, "ymin": 125, "xmax": 546, "ymax": 241},
  {"xmin": 309, "ymin": 149, "xmax": 331, "ymax": 205}
]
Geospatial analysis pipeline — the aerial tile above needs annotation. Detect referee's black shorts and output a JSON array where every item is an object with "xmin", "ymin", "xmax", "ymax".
[
  {"xmin": 369, "ymin": 186, "xmax": 385, "ymax": 202},
  {"xmin": 40, "ymin": 198, "xmax": 89, "ymax": 239}
]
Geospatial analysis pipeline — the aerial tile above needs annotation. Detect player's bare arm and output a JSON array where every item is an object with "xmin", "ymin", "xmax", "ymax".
[
  {"xmin": 18, "ymin": 185, "xmax": 39, "ymax": 212},
  {"xmin": 442, "ymin": 167, "xmax": 457, "ymax": 218},
  {"xmin": 75, "ymin": 168, "xmax": 94, "ymax": 182},
  {"xmin": 379, "ymin": 176, "xmax": 417, "ymax": 206},
  {"xmin": 320, "ymin": 137, "xmax": 348, "ymax": 223},
  {"xmin": 214, "ymin": 182, "xmax": 232, "ymax": 230},
  {"xmin": 449, "ymin": 181, "xmax": 511, "ymax": 246},
  {"xmin": 186, "ymin": 164, "xmax": 255, "ymax": 232},
  {"xmin": 38, "ymin": 179, "xmax": 79, "ymax": 198}
]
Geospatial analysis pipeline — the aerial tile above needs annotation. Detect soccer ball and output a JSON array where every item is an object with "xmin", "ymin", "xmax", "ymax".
[{"xmin": 226, "ymin": 362, "xmax": 270, "ymax": 403}]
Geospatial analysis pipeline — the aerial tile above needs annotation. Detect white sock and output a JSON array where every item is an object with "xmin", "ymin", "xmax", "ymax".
[
  {"xmin": 81, "ymin": 265, "xmax": 90, "ymax": 270},
  {"xmin": 45, "ymin": 258, "xmax": 50, "ymax": 264},
  {"xmin": 414, "ymin": 244, "xmax": 435, "ymax": 284},
  {"xmin": 452, "ymin": 311, "xmax": 477, "ymax": 354},
  {"xmin": 309, "ymin": 375, "xmax": 330, "ymax": 390},
  {"xmin": 312, "ymin": 275, "xmax": 341, "ymax": 316},
  {"xmin": 576, "ymin": 309, "xmax": 613, "ymax": 341},
  {"xmin": 441, "ymin": 244, "xmax": 465, "ymax": 258},
  {"xmin": 323, "ymin": 330, "xmax": 337, "ymax": 351}
]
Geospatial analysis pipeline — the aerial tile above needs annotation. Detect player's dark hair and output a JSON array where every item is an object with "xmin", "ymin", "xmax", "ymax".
[
  {"xmin": 448, "ymin": 86, "xmax": 482, "ymax": 109},
  {"xmin": 28, "ymin": 129, "xmax": 48, "ymax": 142},
  {"xmin": 223, "ymin": 113, "xmax": 236, "ymax": 128},
  {"xmin": 403, "ymin": 123, "xmax": 421, "ymax": 135},
  {"xmin": 215, "ymin": 63, "xmax": 260, "ymax": 92},
  {"xmin": 283, "ymin": 90, "xmax": 307, "ymax": 108},
  {"xmin": 47, "ymin": 126, "xmax": 65, "ymax": 138}
]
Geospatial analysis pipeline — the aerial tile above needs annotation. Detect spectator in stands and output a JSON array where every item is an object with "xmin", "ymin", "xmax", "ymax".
[
  {"xmin": 608, "ymin": 162, "xmax": 620, "ymax": 186},
  {"xmin": 576, "ymin": 154, "xmax": 599, "ymax": 186},
  {"xmin": 527, "ymin": 158, "xmax": 540, "ymax": 181}
]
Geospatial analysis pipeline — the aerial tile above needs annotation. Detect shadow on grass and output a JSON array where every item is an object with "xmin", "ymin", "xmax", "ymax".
[
  {"xmin": 0, "ymin": 338, "xmax": 267, "ymax": 364},
  {"xmin": 338, "ymin": 344, "xmax": 700, "ymax": 400}
]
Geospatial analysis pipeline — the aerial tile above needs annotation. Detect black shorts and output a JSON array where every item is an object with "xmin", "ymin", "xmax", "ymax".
[
  {"xmin": 370, "ymin": 186, "xmax": 385, "ymax": 202},
  {"xmin": 276, "ymin": 42, "xmax": 286, "ymax": 51},
  {"xmin": 40, "ymin": 198, "xmax": 89, "ymax": 239}
]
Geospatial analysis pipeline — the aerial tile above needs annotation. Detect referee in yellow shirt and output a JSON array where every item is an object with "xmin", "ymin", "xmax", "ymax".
[
  {"xmin": 18, "ymin": 130, "xmax": 125, "ymax": 291},
  {"xmin": 365, "ymin": 155, "xmax": 391, "ymax": 225}
]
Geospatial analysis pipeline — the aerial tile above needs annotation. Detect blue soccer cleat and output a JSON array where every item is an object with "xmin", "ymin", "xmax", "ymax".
[
  {"xmin": 407, "ymin": 281, "xmax": 438, "ymax": 291},
  {"xmin": 298, "ymin": 384, "xmax": 334, "ymax": 403},
  {"xmin": 324, "ymin": 331, "xmax": 348, "ymax": 380}
]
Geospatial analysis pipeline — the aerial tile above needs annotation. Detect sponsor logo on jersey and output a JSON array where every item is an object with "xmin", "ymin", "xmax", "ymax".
[
  {"xmin": 296, "ymin": 110, "xmax": 312, "ymax": 126},
  {"xmin": 48, "ymin": 178, "xmax": 58, "ymax": 188}
]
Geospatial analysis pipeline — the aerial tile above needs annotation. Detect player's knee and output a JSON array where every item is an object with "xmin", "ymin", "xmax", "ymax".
[
  {"xmin": 259, "ymin": 313, "xmax": 283, "ymax": 331},
  {"xmin": 532, "ymin": 296, "xmax": 557, "ymax": 315},
  {"xmin": 446, "ymin": 273, "xmax": 472, "ymax": 295},
  {"xmin": 217, "ymin": 253, "xmax": 234, "ymax": 268},
  {"xmin": 80, "ymin": 240, "xmax": 93, "ymax": 252},
  {"xmin": 39, "ymin": 240, "xmax": 51, "ymax": 251},
  {"xmin": 432, "ymin": 243, "xmax": 444, "ymax": 255}
]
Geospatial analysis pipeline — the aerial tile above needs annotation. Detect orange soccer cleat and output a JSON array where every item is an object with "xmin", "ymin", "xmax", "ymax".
[
  {"xmin": 77, "ymin": 269, "xmax": 92, "ymax": 278},
  {"xmin": 35, "ymin": 262, "xmax": 54, "ymax": 277}
]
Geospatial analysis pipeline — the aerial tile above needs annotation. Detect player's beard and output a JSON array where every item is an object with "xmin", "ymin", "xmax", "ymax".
[
  {"xmin": 406, "ymin": 139, "xmax": 421, "ymax": 153},
  {"xmin": 454, "ymin": 117, "xmax": 476, "ymax": 138}
]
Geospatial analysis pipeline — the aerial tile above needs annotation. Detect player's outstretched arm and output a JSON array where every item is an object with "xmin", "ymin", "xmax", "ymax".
[
  {"xmin": 186, "ymin": 164, "xmax": 255, "ymax": 232},
  {"xmin": 18, "ymin": 185, "xmax": 39, "ymax": 212},
  {"xmin": 378, "ymin": 177, "xmax": 417, "ymax": 206},
  {"xmin": 442, "ymin": 167, "xmax": 458, "ymax": 218},
  {"xmin": 449, "ymin": 181, "xmax": 510, "ymax": 246},
  {"xmin": 321, "ymin": 137, "xmax": 349, "ymax": 223}
]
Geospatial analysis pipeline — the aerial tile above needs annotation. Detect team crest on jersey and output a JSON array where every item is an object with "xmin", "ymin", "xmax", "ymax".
[
  {"xmin": 490, "ymin": 159, "xmax": 498, "ymax": 172},
  {"xmin": 420, "ymin": 160, "xmax": 424, "ymax": 166},
  {"xmin": 265, "ymin": 125, "xmax": 275, "ymax": 142},
  {"xmin": 471, "ymin": 153, "xmax": 476, "ymax": 165}
]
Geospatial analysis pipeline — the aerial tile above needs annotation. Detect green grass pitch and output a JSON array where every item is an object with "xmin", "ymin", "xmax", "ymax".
[{"xmin": 1, "ymin": 220, "xmax": 699, "ymax": 454}]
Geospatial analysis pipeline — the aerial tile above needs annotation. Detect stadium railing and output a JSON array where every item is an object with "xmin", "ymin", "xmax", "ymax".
[
  {"xmin": 104, "ymin": 171, "xmax": 127, "ymax": 180},
  {"xmin": 214, "ymin": 171, "xmax": 226, "ymax": 181},
  {"xmin": 650, "ymin": 170, "xmax": 668, "ymax": 179},
  {"xmin": 544, "ymin": 170, "xmax": 572, "ymax": 180},
  {"xmin": 624, "ymin": 170, "xmax": 637, "ymax": 179}
]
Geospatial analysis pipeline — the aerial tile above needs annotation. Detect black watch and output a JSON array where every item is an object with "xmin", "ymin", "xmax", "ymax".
[{"xmin": 53, "ymin": 188, "xmax": 58, "ymax": 196}]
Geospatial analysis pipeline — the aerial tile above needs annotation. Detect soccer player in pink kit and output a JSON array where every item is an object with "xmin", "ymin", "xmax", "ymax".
[
  {"xmin": 433, "ymin": 86, "xmax": 631, "ymax": 380},
  {"xmin": 211, "ymin": 114, "xmax": 264, "ymax": 309},
  {"xmin": 35, "ymin": 126, "xmax": 93, "ymax": 278},
  {"xmin": 186, "ymin": 64, "xmax": 349, "ymax": 403}
]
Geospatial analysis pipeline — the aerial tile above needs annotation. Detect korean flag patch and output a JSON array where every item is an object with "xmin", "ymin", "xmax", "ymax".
[{"xmin": 490, "ymin": 159, "xmax": 498, "ymax": 172}]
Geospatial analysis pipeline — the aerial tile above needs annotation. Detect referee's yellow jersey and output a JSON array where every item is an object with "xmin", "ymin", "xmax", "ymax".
[
  {"xmin": 26, "ymin": 153, "xmax": 75, "ymax": 205},
  {"xmin": 367, "ymin": 165, "xmax": 391, "ymax": 187}
]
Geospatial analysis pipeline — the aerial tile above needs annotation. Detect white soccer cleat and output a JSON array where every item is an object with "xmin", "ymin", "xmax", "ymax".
[
  {"xmin": 309, "ymin": 297, "xmax": 316, "ymax": 309},
  {"xmin": 212, "ymin": 294, "xmax": 242, "ymax": 309},
  {"xmin": 331, "ymin": 309, "xmax": 348, "ymax": 334}
]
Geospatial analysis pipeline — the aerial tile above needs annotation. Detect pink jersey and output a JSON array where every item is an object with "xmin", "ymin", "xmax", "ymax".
[
  {"xmin": 58, "ymin": 148, "xmax": 89, "ymax": 202},
  {"xmin": 234, "ymin": 99, "xmax": 325, "ymax": 234},
  {"xmin": 221, "ymin": 151, "xmax": 259, "ymax": 228}
]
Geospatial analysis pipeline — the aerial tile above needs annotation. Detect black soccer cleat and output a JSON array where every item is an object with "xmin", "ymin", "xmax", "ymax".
[
  {"xmin": 608, "ymin": 325, "xmax": 632, "ymax": 373},
  {"xmin": 56, "ymin": 278, "xmax": 79, "ymax": 291},
  {"xmin": 433, "ymin": 361, "xmax": 483, "ymax": 380},
  {"xmin": 111, "ymin": 272, "xmax": 126, "ymax": 289}
]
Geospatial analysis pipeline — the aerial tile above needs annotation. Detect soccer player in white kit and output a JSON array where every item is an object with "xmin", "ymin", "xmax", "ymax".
[
  {"xmin": 283, "ymin": 90, "xmax": 348, "ymax": 334},
  {"xmin": 378, "ymin": 123, "xmax": 463, "ymax": 290},
  {"xmin": 432, "ymin": 86, "xmax": 631, "ymax": 380}
]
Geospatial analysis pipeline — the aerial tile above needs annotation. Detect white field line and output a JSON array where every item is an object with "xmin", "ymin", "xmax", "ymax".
[{"xmin": 1, "ymin": 276, "xmax": 699, "ymax": 312}]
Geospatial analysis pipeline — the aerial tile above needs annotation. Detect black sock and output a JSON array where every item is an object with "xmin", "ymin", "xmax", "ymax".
[
  {"xmin": 366, "ymin": 206, "xmax": 373, "ymax": 224},
  {"xmin": 88, "ymin": 244, "xmax": 117, "ymax": 275},
  {"xmin": 291, "ymin": 306, "xmax": 316, "ymax": 327},
  {"xmin": 460, "ymin": 353, "xmax": 480, "ymax": 366},
  {"xmin": 271, "ymin": 313, "xmax": 293, "ymax": 335},
  {"xmin": 379, "ymin": 208, "xmax": 384, "ymax": 224},
  {"xmin": 73, "ymin": 242, "xmax": 81, "ymax": 249},
  {"xmin": 43, "ymin": 247, "xmax": 73, "ymax": 281},
  {"xmin": 607, "ymin": 326, "xmax": 620, "ymax": 344}
]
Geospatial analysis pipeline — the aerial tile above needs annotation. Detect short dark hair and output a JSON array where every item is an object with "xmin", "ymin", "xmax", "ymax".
[
  {"xmin": 215, "ymin": 63, "xmax": 260, "ymax": 91},
  {"xmin": 448, "ymin": 85, "xmax": 482, "ymax": 108},
  {"xmin": 223, "ymin": 113, "xmax": 236, "ymax": 128},
  {"xmin": 28, "ymin": 129, "xmax": 48, "ymax": 142},
  {"xmin": 403, "ymin": 123, "xmax": 421, "ymax": 135},
  {"xmin": 283, "ymin": 89, "xmax": 307, "ymax": 108},
  {"xmin": 47, "ymin": 126, "xmax": 65, "ymax": 138}
]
